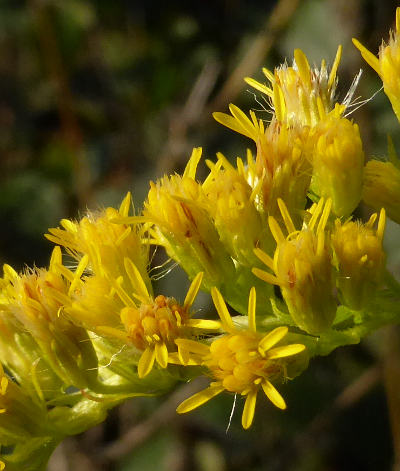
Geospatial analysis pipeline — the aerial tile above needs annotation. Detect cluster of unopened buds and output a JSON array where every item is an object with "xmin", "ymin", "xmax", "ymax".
[{"xmin": 1, "ymin": 9, "xmax": 400, "ymax": 470}]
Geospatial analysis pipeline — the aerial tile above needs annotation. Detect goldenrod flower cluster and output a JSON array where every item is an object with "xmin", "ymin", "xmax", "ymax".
[{"xmin": 1, "ymin": 9, "xmax": 400, "ymax": 469}]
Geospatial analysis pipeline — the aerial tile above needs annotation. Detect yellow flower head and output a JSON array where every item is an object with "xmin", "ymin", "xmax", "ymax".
[
  {"xmin": 363, "ymin": 159, "xmax": 400, "ymax": 224},
  {"xmin": 73, "ymin": 263, "xmax": 219, "ymax": 378},
  {"xmin": 1, "ymin": 247, "xmax": 97, "ymax": 389},
  {"xmin": 202, "ymin": 153, "xmax": 269, "ymax": 265},
  {"xmin": 309, "ymin": 108, "xmax": 364, "ymax": 217},
  {"xmin": 332, "ymin": 209, "xmax": 386, "ymax": 310},
  {"xmin": 119, "ymin": 271, "xmax": 210, "ymax": 378},
  {"xmin": 0, "ymin": 363, "xmax": 49, "ymax": 442},
  {"xmin": 176, "ymin": 287, "xmax": 305, "ymax": 429},
  {"xmin": 47, "ymin": 192, "xmax": 151, "ymax": 294},
  {"xmin": 353, "ymin": 8, "xmax": 400, "ymax": 121},
  {"xmin": 256, "ymin": 120, "xmax": 312, "ymax": 220},
  {"xmin": 0, "ymin": 309, "xmax": 63, "ymax": 400},
  {"xmin": 245, "ymin": 46, "xmax": 343, "ymax": 127},
  {"xmin": 253, "ymin": 198, "xmax": 336, "ymax": 335},
  {"xmin": 213, "ymin": 107, "xmax": 312, "ymax": 220},
  {"xmin": 142, "ymin": 148, "xmax": 235, "ymax": 288}
]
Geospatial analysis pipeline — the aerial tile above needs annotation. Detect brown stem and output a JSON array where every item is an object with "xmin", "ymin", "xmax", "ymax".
[{"xmin": 29, "ymin": 0, "xmax": 91, "ymax": 208}]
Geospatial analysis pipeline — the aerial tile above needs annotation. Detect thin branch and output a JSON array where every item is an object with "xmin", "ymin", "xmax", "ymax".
[
  {"xmin": 100, "ymin": 377, "xmax": 208, "ymax": 462},
  {"xmin": 208, "ymin": 0, "xmax": 302, "ymax": 112}
]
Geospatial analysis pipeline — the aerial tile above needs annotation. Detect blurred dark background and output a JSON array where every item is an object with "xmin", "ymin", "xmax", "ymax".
[{"xmin": 1, "ymin": 0, "xmax": 400, "ymax": 470}]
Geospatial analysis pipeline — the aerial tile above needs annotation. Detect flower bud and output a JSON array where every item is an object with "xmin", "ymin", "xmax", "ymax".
[
  {"xmin": 253, "ymin": 199, "xmax": 337, "ymax": 334},
  {"xmin": 309, "ymin": 110, "xmax": 364, "ymax": 217},
  {"xmin": 332, "ymin": 209, "xmax": 386, "ymax": 310},
  {"xmin": 144, "ymin": 152, "xmax": 235, "ymax": 289},
  {"xmin": 203, "ymin": 156, "xmax": 270, "ymax": 266}
]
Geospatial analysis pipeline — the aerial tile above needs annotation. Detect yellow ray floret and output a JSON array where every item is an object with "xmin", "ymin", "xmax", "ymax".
[{"xmin": 177, "ymin": 287, "xmax": 305, "ymax": 429}]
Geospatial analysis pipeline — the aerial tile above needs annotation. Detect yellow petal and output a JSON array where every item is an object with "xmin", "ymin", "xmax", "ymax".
[
  {"xmin": 248, "ymin": 287, "xmax": 257, "ymax": 332},
  {"xmin": 258, "ymin": 326, "xmax": 288, "ymax": 352},
  {"xmin": 277, "ymin": 198, "xmax": 296, "ymax": 235},
  {"xmin": 168, "ymin": 352, "xmax": 202, "ymax": 366},
  {"xmin": 244, "ymin": 77, "xmax": 273, "ymax": 97},
  {"xmin": 242, "ymin": 390, "xmax": 257, "ymax": 429},
  {"xmin": 49, "ymin": 246, "xmax": 62, "ymax": 269},
  {"xmin": 119, "ymin": 192, "xmax": 132, "ymax": 217},
  {"xmin": 183, "ymin": 272, "xmax": 204, "ymax": 309},
  {"xmin": 328, "ymin": 45, "xmax": 342, "ymax": 89},
  {"xmin": 155, "ymin": 342, "xmax": 168, "ymax": 369},
  {"xmin": 268, "ymin": 215, "xmax": 286, "ymax": 243},
  {"xmin": 252, "ymin": 268, "xmax": 280, "ymax": 286},
  {"xmin": 124, "ymin": 257, "xmax": 150, "ymax": 301},
  {"xmin": 253, "ymin": 248, "xmax": 275, "ymax": 270},
  {"xmin": 96, "ymin": 325, "xmax": 129, "ymax": 342},
  {"xmin": 352, "ymin": 38, "xmax": 380, "ymax": 74},
  {"xmin": 186, "ymin": 319, "xmax": 221, "ymax": 330},
  {"xmin": 262, "ymin": 380, "xmax": 286, "ymax": 409},
  {"xmin": 229, "ymin": 104, "xmax": 258, "ymax": 141},
  {"xmin": 176, "ymin": 384, "xmax": 224, "ymax": 414},
  {"xmin": 377, "ymin": 208, "xmax": 386, "ymax": 242},
  {"xmin": 0, "ymin": 376, "xmax": 8, "ymax": 396},
  {"xmin": 211, "ymin": 287, "xmax": 235, "ymax": 332},
  {"xmin": 175, "ymin": 338, "xmax": 210, "ymax": 356},
  {"xmin": 294, "ymin": 49, "xmax": 311, "ymax": 88},
  {"xmin": 183, "ymin": 147, "xmax": 202, "ymax": 179},
  {"xmin": 265, "ymin": 343, "xmax": 305, "ymax": 359},
  {"xmin": 213, "ymin": 112, "xmax": 254, "ymax": 140},
  {"xmin": 138, "ymin": 347, "xmax": 156, "ymax": 378},
  {"xmin": 68, "ymin": 254, "xmax": 88, "ymax": 296}
]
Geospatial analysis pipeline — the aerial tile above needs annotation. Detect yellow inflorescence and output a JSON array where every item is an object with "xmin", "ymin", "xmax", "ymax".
[
  {"xmin": 47, "ymin": 192, "xmax": 152, "ymax": 297},
  {"xmin": 202, "ymin": 154, "xmax": 269, "ymax": 266},
  {"xmin": 2, "ymin": 12, "xmax": 400, "ymax": 465},
  {"xmin": 176, "ymin": 287, "xmax": 305, "ymax": 429},
  {"xmin": 0, "ymin": 247, "xmax": 96, "ymax": 390},
  {"xmin": 245, "ymin": 46, "xmax": 343, "ymax": 127},
  {"xmin": 142, "ymin": 150, "xmax": 236, "ymax": 287},
  {"xmin": 116, "ymin": 271, "xmax": 219, "ymax": 378}
]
